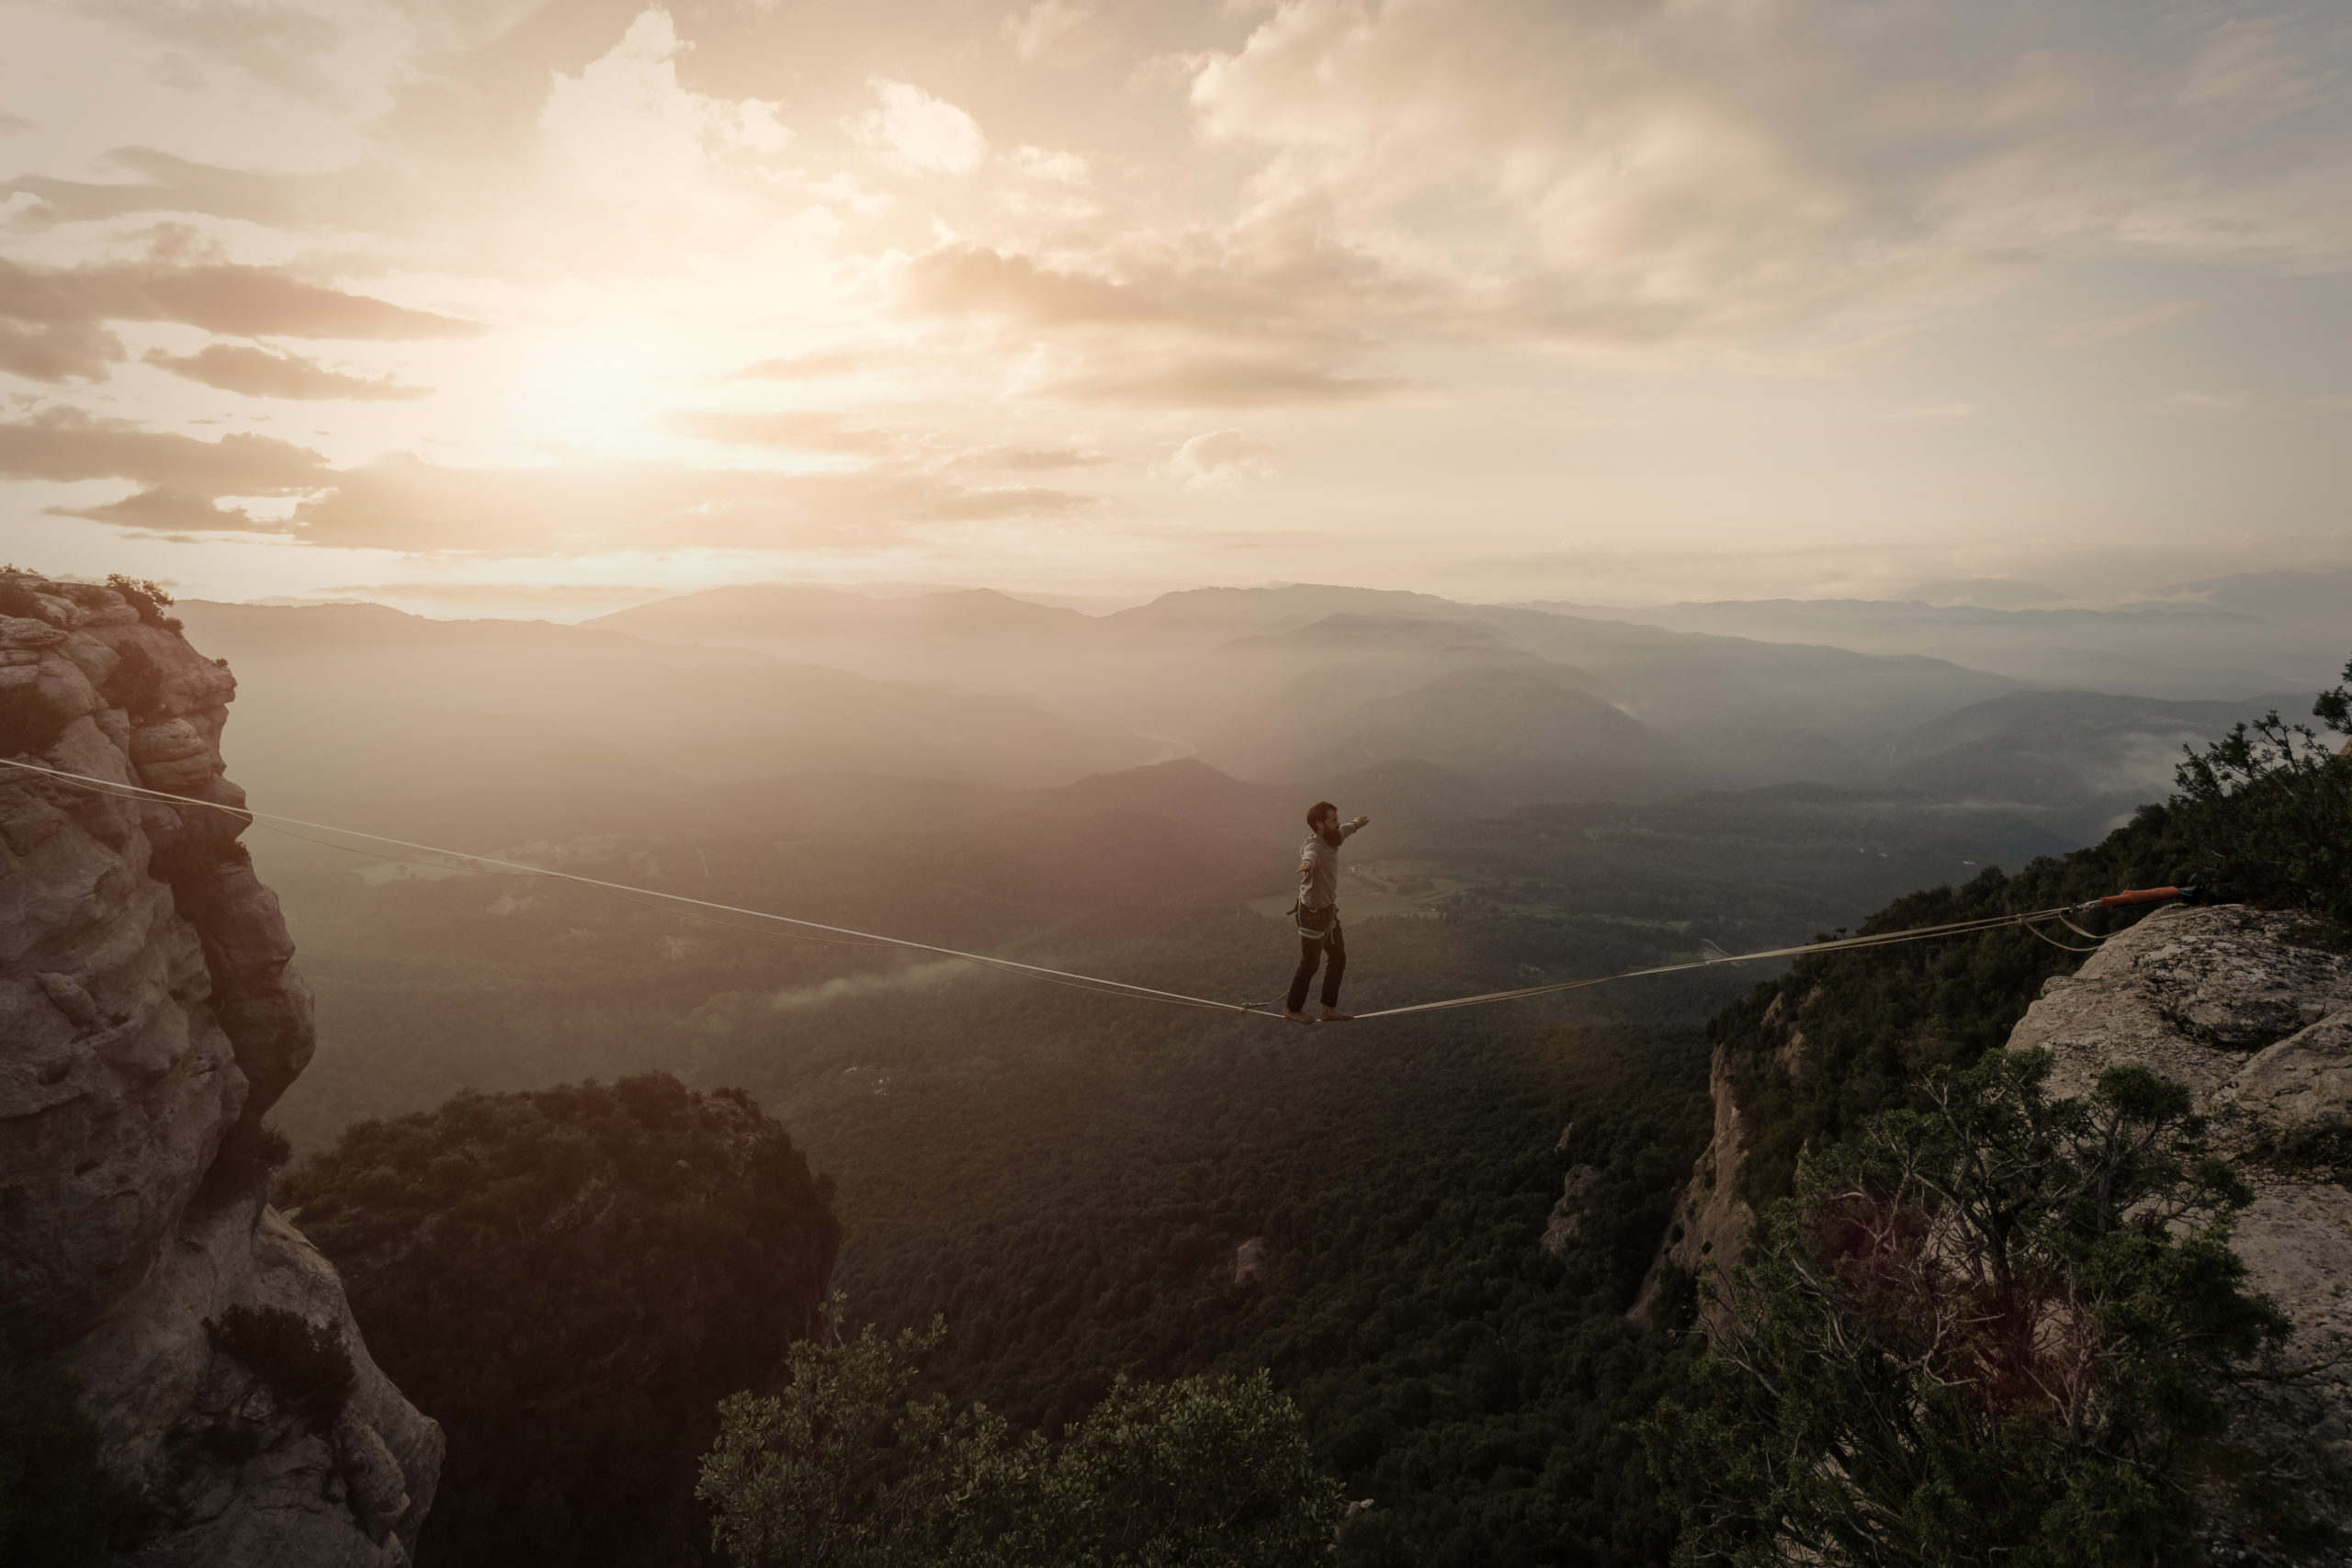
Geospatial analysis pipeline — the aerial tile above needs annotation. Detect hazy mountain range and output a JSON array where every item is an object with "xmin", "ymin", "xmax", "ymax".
[
  {"xmin": 1527, "ymin": 566, "xmax": 2352, "ymax": 700},
  {"xmin": 179, "ymin": 569, "xmax": 2345, "ymax": 846}
]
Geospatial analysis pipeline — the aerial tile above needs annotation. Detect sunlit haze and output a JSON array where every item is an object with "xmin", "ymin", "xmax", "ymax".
[{"xmin": 5, "ymin": 0, "xmax": 2350, "ymax": 612}]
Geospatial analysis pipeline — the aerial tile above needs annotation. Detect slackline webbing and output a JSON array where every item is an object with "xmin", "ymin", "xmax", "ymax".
[{"xmin": 0, "ymin": 755, "xmax": 2148, "ymax": 1025}]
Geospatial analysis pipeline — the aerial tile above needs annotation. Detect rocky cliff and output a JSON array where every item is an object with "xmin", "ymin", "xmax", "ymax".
[
  {"xmin": 1638, "ymin": 899, "xmax": 2352, "ymax": 1450},
  {"xmin": 0, "ymin": 569, "xmax": 440, "ymax": 1565},
  {"xmin": 1627, "ymin": 1040, "xmax": 1755, "ymax": 1323},
  {"xmin": 2014, "ymin": 903, "xmax": 2352, "ymax": 1471}
]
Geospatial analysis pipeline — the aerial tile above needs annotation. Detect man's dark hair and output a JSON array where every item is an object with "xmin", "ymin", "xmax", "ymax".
[{"xmin": 1306, "ymin": 801, "xmax": 1338, "ymax": 829}]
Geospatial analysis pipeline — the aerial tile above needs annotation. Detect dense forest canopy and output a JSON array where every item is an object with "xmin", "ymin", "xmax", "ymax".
[{"xmin": 283, "ymin": 1076, "xmax": 840, "ymax": 1567}]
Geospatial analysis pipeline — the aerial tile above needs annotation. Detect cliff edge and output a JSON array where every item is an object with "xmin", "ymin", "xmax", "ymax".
[
  {"xmin": 1637, "ymin": 900, "xmax": 2352, "ymax": 1369},
  {"xmin": 1, "ymin": 570, "xmax": 440, "ymax": 1566},
  {"xmin": 2014, "ymin": 902, "xmax": 2352, "ymax": 1471}
]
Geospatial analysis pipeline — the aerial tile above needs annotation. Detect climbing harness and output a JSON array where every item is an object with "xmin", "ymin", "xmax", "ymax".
[{"xmin": 0, "ymin": 755, "xmax": 2194, "ymax": 1027}]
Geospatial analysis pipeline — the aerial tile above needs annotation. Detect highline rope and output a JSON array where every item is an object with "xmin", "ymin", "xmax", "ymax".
[{"xmin": 0, "ymin": 755, "xmax": 2162, "ymax": 1025}]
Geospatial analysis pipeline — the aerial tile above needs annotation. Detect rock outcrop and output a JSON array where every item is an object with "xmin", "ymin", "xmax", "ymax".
[
  {"xmin": 1538, "ymin": 1163, "xmax": 1600, "ymax": 1255},
  {"xmin": 0, "ymin": 570, "xmax": 439, "ymax": 1565},
  {"xmin": 1637, "ymin": 904, "xmax": 2352, "ymax": 1365},
  {"xmin": 2012, "ymin": 903, "xmax": 2352, "ymax": 1472},
  {"xmin": 1630, "ymin": 1042, "xmax": 1756, "ymax": 1321}
]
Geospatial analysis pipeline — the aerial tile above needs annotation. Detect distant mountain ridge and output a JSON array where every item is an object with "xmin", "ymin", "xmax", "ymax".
[
  {"xmin": 1519, "ymin": 570, "xmax": 2346, "ymax": 697},
  {"xmin": 185, "ymin": 574, "xmax": 2346, "ymax": 838},
  {"xmin": 598, "ymin": 580, "xmax": 2034, "ymax": 804},
  {"xmin": 174, "ymin": 599, "xmax": 1172, "ymax": 807}
]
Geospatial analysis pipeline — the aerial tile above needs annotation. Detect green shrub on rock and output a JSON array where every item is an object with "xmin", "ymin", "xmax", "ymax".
[
  {"xmin": 699, "ymin": 1306, "xmax": 1344, "ymax": 1568},
  {"xmin": 1646, "ymin": 1049, "xmax": 2335, "ymax": 1566}
]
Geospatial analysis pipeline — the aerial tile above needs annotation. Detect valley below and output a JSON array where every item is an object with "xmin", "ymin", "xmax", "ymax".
[{"xmin": 11, "ymin": 568, "xmax": 2348, "ymax": 1566}]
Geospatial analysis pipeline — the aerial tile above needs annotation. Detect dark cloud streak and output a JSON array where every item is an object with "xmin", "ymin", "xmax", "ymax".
[
  {"xmin": 0, "ymin": 255, "xmax": 482, "ymax": 383},
  {"xmin": 0, "ymin": 407, "xmax": 331, "ymax": 491},
  {"xmin": 143, "ymin": 343, "xmax": 435, "ymax": 400},
  {"xmin": 0, "ymin": 408, "xmax": 1095, "ymax": 556}
]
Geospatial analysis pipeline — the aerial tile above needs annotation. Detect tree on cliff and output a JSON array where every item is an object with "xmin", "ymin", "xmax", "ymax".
[
  {"xmin": 2171, "ymin": 653, "xmax": 2352, "ymax": 924},
  {"xmin": 697, "ymin": 1309, "xmax": 1345, "ymax": 1567},
  {"xmin": 282, "ymin": 1073, "xmax": 841, "ymax": 1567},
  {"xmin": 1646, "ymin": 1049, "xmax": 2334, "ymax": 1566}
]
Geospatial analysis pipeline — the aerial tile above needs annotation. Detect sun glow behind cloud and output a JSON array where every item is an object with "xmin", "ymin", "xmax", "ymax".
[{"xmin": 0, "ymin": 0, "xmax": 2348, "ymax": 607}]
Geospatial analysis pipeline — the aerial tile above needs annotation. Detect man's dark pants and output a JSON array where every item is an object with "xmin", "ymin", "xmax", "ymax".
[{"xmin": 1287, "ymin": 919, "xmax": 1346, "ymax": 1012}]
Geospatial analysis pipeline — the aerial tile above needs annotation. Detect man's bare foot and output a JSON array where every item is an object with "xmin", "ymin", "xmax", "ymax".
[
  {"xmin": 1283, "ymin": 1009, "xmax": 1317, "ymax": 1024},
  {"xmin": 1319, "ymin": 1007, "xmax": 1353, "ymax": 1022}
]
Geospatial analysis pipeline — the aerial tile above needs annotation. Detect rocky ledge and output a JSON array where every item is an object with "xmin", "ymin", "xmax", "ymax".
[
  {"xmin": 1634, "ymin": 902, "xmax": 2352, "ymax": 1392},
  {"xmin": 0, "ymin": 570, "xmax": 439, "ymax": 1566},
  {"xmin": 2013, "ymin": 903, "xmax": 2352, "ymax": 1479}
]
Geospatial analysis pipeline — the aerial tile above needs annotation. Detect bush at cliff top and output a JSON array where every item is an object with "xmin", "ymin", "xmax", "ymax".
[
  {"xmin": 1645, "ymin": 1049, "xmax": 2337, "ymax": 1566},
  {"xmin": 1709, "ymin": 655, "xmax": 2352, "ymax": 1219},
  {"xmin": 2170, "ymin": 655, "xmax": 2352, "ymax": 925},
  {"xmin": 282, "ymin": 1072, "xmax": 841, "ymax": 1568},
  {"xmin": 698, "ymin": 1308, "xmax": 1344, "ymax": 1568},
  {"xmin": 202, "ymin": 1305, "xmax": 354, "ymax": 1425}
]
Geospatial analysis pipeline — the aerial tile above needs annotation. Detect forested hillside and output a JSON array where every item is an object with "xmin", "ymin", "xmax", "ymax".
[{"xmin": 283, "ymin": 1076, "xmax": 840, "ymax": 1567}]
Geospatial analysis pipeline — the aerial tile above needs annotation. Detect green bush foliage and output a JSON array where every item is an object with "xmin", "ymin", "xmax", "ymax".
[
  {"xmin": 281, "ymin": 1072, "xmax": 841, "ymax": 1567},
  {"xmin": 2170, "ymin": 657, "xmax": 2352, "ymax": 922},
  {"xmin": 1648, "ymin": 1050, "xmax": 2329, "ymax": 1566},
  {"xmin": 203, "ymin": 1305, "xmax": 356, "ymax": 1425},
  {"xmin": 698, "ymin": 1309, "xmax": 1344, "ymax": 1567},
  {"xmin": 1712, "ymin": 654, "xmax": 2352, "ymax": 1215},
  {"xmin": 103, "ymin": 573, "xmax": 180, "ymax": 629}
]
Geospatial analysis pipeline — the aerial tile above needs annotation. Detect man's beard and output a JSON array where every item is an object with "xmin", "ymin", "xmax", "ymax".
[{"xmin": 1319, "ymin": 824, "xmax": 1344, "ymax": 848}]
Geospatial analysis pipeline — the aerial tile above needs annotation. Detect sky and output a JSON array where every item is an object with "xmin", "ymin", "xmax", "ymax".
[{"xmin": 2, "ymin": 0, "xmax": 2349, "ymax": 616}]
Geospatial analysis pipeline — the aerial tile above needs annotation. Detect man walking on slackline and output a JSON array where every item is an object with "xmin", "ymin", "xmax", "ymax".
[{"xmin": 1285, "ymin": 801, "xmax": 1370, "ymax": 1023}]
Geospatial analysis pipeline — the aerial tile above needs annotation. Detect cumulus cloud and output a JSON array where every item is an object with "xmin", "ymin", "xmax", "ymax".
[
  {"xmin": 0, "ymin": 255, "xmax": 482, "ymax": 382},
  {"xmin": 853, "ymin": 80, "xmax": 987, "ymax": 175},
  {"xmin": 541, "ymin": 9, "xmax": 789, "ymax": 192},
  {"xmin": 1186, "ymin": 0, "xmax": 2352, "ymax": 342},
  {"xmin": 893, "ymin": 242, "xmax": 1397, "ymax": 406},
  {"xmin": 143, "ymin": 343, "xmax": 435, "ymax": 400},
  {"xmin": 1166, "ymin": 429, "xmax": 1279, "ymax": 488}
]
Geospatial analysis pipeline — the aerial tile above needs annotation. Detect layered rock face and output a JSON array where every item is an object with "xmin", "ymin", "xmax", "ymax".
[
  {"xmin": 1637, "ymin": 905, "xmax": 2352, "ymax": 1359},
  {"xmin": 2013, "ymin": 903, "xmax": 2352, "ymax": 1467},
  {"xmin": 1629, "ymin": 1041, "xmax": 1755, "ymax": 1322},
  {"xmin": 0, "ymin": 570, "xmax": 439, "ymax": 1565}
]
